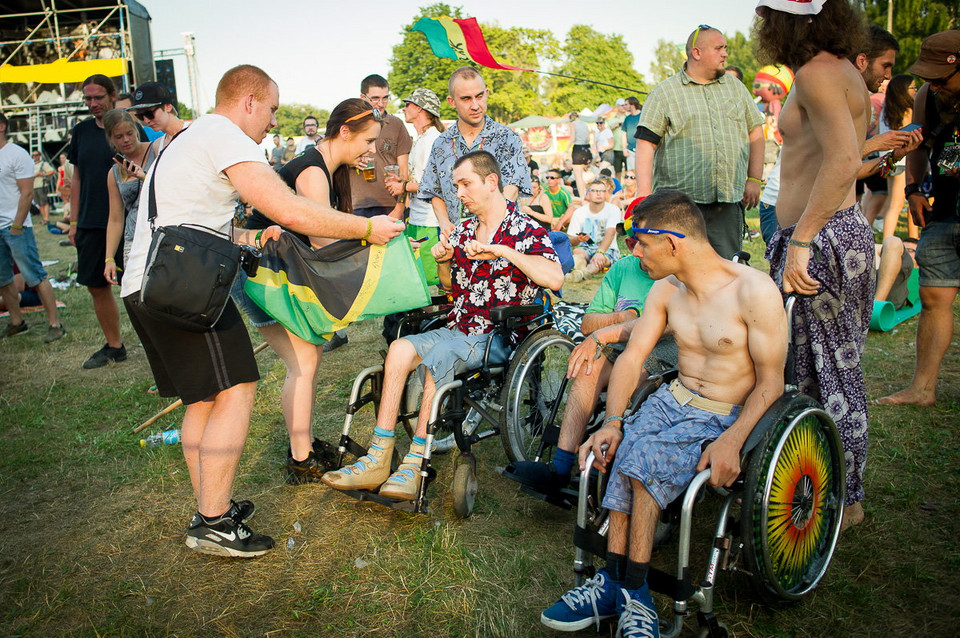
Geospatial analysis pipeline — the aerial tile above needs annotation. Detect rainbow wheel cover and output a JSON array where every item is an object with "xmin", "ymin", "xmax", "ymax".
[{"xmin": 754, "ymin": 407, "xmax": 844, "ymax": 599}]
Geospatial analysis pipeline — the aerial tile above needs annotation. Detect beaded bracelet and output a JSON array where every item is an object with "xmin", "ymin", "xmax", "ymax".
[{"xmin": 602, "ymin": 415, "xmax": 624, "ymax": 426}]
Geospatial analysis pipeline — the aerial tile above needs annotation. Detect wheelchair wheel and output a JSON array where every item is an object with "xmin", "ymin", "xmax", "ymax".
[
  {"xmin": 452, "ymin": 456, "xmax": 478, "ymax": 518},
  {"xmin": 499, "ymin": 329, "xmax": 575, "ymax": 463},
  {"xmin": 741, "ymin": 393, "xmax": 845, "ymax": 602}
]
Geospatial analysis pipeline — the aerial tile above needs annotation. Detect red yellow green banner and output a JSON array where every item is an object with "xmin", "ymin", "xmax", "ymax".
[{"xmin": 412, "ymin": 16, "xmax": 532, "ymax": 72}]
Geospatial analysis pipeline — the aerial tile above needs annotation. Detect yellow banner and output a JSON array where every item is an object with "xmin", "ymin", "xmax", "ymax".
[
  {"xmin": 0, "ymin": 58, "xmax": 126, "ymax": 84},
  {"xmin": 436, "ymin": 16, "xmax": 471, "ymax": 61}
]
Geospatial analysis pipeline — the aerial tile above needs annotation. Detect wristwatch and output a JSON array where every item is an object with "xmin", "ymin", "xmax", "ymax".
[{"xmin": 904, "ymin": 183, "xmax": 924, "ymax": 198}]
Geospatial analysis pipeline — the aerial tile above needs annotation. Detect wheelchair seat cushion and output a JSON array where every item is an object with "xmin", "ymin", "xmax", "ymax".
[{"xmin": 602, "ymin": 383, "xmax": 740, "ymax": 513}]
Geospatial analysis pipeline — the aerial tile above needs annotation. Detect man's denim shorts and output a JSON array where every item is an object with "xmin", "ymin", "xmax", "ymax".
[
  {"xmin": 916, "ymin": 220, "xmax": 960, "ymax": 288},
  {"xmin": 602, "ymin": 383, "xmax": 740, "ymax": 513},
  {"xmin": 0, "ymin": 226, "xmax": 48, "ymax": 288},
  {"xmin": 403, "ymin": 327, "xmax": 508, "ymax": 388}
]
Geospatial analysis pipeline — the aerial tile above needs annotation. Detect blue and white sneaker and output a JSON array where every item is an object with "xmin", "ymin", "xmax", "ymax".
[
  {"xmin": 541, "ymin": 569, "xmax": 621, "ymax": 631},
  {"xmin": 617, "ymin": 585, "xmax": 660, "ymax": 638}
]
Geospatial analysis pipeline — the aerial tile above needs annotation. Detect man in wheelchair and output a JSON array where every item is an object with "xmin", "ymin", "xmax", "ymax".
[
  {"xmin": 321, "ymin": 150, "xmax": 563, "ymax": 500},
  {"xmin": 541, "ymin": 190, "xmax": 787, "ymax": 636},
  {"xmin": 503, "ymin": 241, "xmax": 678, "ymax": 497}
]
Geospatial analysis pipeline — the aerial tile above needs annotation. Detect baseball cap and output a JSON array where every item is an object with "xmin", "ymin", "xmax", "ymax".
[
  {"xmin": 615, "ymin": 98, "xmax": 626, "ymax": 106},
  {"xmin": 402, "ymin": 88, "xmax": 441, "ymax": 118},
  {"xmin": 907, "ymin": 30, "xmax": 960, "ymax": 80},
  {"xmin": 128, "ymin": 81, "xmax": 174, "ymax": 110},
  {"xmin": 755, "ymin": 0, "xmax": 825, "ymax": 16}
]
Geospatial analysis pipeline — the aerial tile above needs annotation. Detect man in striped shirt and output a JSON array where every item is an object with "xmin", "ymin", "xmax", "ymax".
[{"xmin": 634, "ymin": 25, "xmax": 765, "ymax": 259}]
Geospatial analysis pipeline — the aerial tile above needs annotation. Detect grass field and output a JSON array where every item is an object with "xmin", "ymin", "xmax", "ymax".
[{"xmin": 1, "ymin": 215, "xmax": 958, "ymax": 637}]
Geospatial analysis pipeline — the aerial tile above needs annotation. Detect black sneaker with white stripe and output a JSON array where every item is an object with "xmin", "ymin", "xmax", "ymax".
[{"xmin": 185, "ymin": 502, "xmax": 274, "ymax": 558}]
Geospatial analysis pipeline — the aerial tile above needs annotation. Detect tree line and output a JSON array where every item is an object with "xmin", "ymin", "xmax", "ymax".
[{"xmin": 268, "ymin": 1, "xmax": 958, "ymax": 135}]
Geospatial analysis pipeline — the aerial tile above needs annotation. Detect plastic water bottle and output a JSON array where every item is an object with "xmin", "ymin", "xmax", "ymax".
[{"xmin": 140, "ymin": 429, "xmax": 181, "ymax": 447}]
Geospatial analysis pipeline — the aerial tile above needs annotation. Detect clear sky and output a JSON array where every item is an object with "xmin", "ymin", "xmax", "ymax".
[{"xmin": 148, "ymin": 1, "xmax": 758, "ymax": 114}]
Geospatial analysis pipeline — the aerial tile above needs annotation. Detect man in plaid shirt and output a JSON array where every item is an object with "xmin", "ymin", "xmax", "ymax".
[{"xmin": 634, "ymin": 25, "xmax": 765, "ymax": 259}]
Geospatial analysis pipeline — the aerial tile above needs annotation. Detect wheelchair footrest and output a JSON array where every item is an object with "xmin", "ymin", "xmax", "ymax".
[
  {"xmin": 519, "ymin": 485, "xmax": 577, "ymax": 510},
  {"xmin": 332, "ymin": 487, "xmax": 430, "ymax": 514}
]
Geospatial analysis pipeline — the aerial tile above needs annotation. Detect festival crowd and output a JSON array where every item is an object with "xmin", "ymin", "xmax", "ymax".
[{"xmin": 1, "ymin": 1, "xmax": 957, "ymax": 635}]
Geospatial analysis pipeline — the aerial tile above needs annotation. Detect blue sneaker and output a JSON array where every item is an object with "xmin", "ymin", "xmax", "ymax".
[
  {"xmin": 617, "ymin": 585, "xmax": 660, "ymax": 638},
  {"xmin": 541, "ymin": 569, "xmax": 620, "ymax": 631}
]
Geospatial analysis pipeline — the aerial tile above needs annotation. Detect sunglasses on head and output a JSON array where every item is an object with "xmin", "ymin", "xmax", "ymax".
[
  {"xmin": 345, "ymin": 108, "xmax": 384, "ymax": 124},
  {"xmin": 691, "ymin": 24, "xmax": 713, "ymax": 50}
]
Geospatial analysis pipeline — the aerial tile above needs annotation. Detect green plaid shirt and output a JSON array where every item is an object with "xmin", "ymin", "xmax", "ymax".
[{"xmin": 639, "ymin": 68, "xmax": 763, "ymax": 204}]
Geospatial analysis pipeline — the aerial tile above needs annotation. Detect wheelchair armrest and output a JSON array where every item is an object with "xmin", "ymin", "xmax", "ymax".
[
  {"xmin": 489, "ymin": 303, "xmax": 544, "ymax": 325},
  {"xmin": 739, "ymin": 390, "xmax": 799, "ymax": 461},
  {"xmin": 732, "ymin": 250, "xmax": 751, "ymax": 265}
]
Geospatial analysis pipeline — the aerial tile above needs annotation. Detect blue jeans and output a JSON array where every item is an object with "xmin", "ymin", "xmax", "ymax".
[
  {"xmin": 759, "ymin": 202, "xmax": 780, "ymax": 246},
  {"xmin": 0, "ymin": 226, "xmax": 48, "ymax": 287}
]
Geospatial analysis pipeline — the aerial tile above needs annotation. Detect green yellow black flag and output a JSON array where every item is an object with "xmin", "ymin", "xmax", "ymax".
[{"xmin": 244, "ymin": 233, "xmax": 431, "ymax": 345}]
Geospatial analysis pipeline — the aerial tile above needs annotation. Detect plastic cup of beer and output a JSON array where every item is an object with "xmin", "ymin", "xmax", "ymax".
[
  {"xmin": 361, "ymin": 156, "xmax": 376, "ymax": 182},
  {"xmin": 384, "ymin": 164, "xmax": 400, "ymax": 180}
]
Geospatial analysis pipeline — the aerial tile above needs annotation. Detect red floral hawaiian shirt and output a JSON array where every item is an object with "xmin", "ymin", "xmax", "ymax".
[{"xmin": 446, "ymin": 202, "xmax": 558, "ymax": 344}]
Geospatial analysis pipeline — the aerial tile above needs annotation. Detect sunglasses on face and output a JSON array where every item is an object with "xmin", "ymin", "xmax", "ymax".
[
  {"xmin": 624, "ymin": 174, "xmax": 635, "ymax": 179},
  {"xmin": 135, "ymin": 106, "xmax": 161, "ymax": 120},
  {"xmin": 691, "ymin": 24, "xmax": 713, "ymax": 50},
  {"xmin": 630, "ymin": 227, "xmax": 686, "ymax": 239},
  {"xmin": 345, "ymin": 108, "xmax": 385, "ymax": 124},
  {"xmin": 546, "ymin": 176, "xmax": 560, "ymax": 180}
]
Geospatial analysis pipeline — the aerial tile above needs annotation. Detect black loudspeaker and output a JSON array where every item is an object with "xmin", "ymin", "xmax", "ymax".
[{"xmin": 154, "ymin": 59, "xmax": 178, "ymax": 107}]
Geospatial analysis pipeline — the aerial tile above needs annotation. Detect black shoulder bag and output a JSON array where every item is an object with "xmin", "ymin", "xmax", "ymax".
[{"xmin": 139, "ymin": 130, "xmax": 252, "ymax": 331}]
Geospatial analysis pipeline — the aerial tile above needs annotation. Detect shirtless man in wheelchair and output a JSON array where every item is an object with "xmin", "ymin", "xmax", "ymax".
[
  {"xmin": 541, "ymin": 190, "xmax": 787, "ymax": 637},
  {"xmin": 321, "ymin": 150, "xmax": 563, "ymax": 500}
]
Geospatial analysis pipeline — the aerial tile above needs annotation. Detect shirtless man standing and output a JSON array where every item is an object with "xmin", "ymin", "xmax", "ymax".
[
  {"xmin": 756, "ymin": 0, "xmax": 874, "ymax": 530},
  {"xmin": 540, "ymin": 189, "xmax": 787, "ymax": 637}
]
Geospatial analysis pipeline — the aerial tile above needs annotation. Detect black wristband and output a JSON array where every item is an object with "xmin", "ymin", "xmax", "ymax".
[{"xmin": 904, "ymin": 183, "xmax": 923, "ymax": 198}]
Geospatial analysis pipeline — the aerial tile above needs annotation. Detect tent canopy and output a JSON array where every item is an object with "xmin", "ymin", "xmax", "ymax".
[{"xmin": 508, "ymin": 115, "xmax": 562, "ymax": 129}]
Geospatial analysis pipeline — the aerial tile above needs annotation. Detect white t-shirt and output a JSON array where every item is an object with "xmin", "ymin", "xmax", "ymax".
[
  {"xmin": 121, "ymin": 114, "xmax": 268, "ymax": 297},
  {"xmin": 0, "ymin": 142, "xmax": 35, "ymax": 229},
  {"xmin": 408, "ymin": 126, "xmax": 441, "ymax": 227},
  {"xmin": 567, "ymin": 202, "xmax": 621, "ymax": 258},
  {"xmin": 760, "ymin": 155, "xmax": 781, "ymax": 206},
  {"xmin": 597, "ymin": 128, "xmax": 613, "ymax": 152},
  {"xmin": 295, "ymin": 136, "xmax": 320, "ymax": 155}
]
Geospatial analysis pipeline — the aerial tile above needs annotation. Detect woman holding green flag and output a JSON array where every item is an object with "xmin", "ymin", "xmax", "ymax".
[{"xmin": 233, "ymin": 98, "xmax": 382, "ymax": 484}]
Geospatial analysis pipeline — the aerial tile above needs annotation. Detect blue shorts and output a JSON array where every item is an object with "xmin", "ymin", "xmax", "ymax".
[
  {"xmin": 0, "ymin": 226, "xmax": 48, "ymax": 288},
  {"xmin": 402, "ymin": 327, "xmax": 508, "ymax": 388},
  {"xmin": 602, "ymin": 383, "xmax": 740, "ymax": 513},
  {"xmin": 916, "ymin": 221, "xmax": 960, "ymax": 288},
  {"xmin": 230, "ymin": 269, "xmax": 277, "ymax": 328}
]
